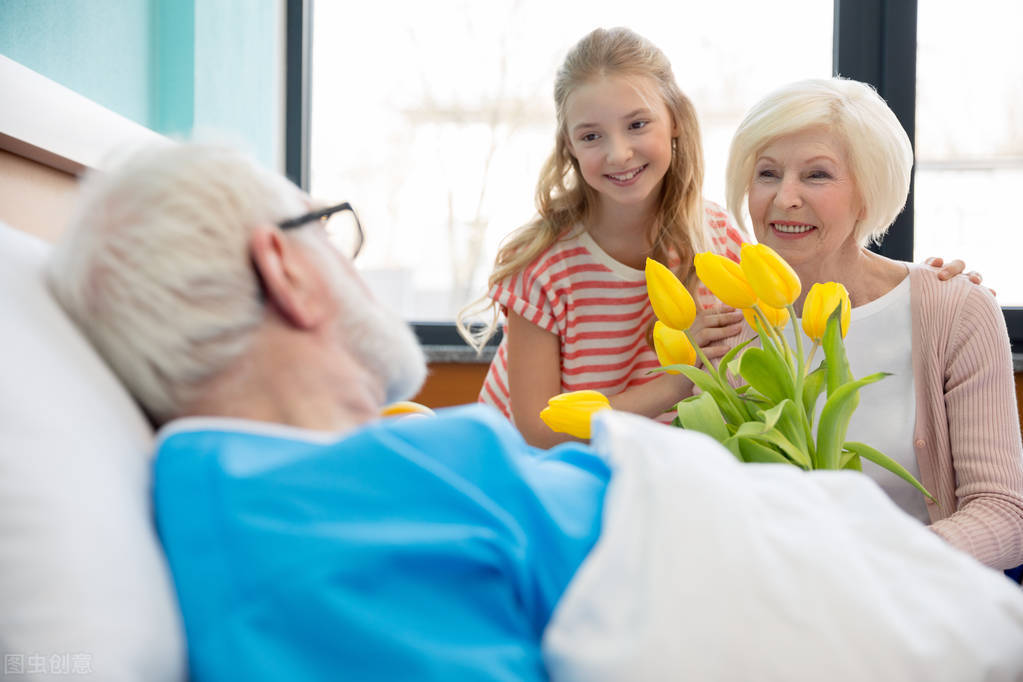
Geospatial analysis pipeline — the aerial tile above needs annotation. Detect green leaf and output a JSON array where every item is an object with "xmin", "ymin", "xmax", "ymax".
[
  {"xmin": 816, "ymin": 372, "xmax": 889, "ymax": 469},
  {"xmin": 656, "ymin": 364, "xmax": 749, "ymax": 424},
  {"xmin": 839, "ymin": 449, "xmax": 863, "ymax": 471},
  {"xmin": 802, "ymin": 363, "xmax": 828, "ymax": 424},
  {"xmin": 774, "ymin": 398, "xmax": 810, "ymax": 459},
  {"xmin": 651, "ymin": 364, "xmax": 718, "ymax": 395},
  {"xmin": 721, "ymin": 438, "xmax": 744, "ymax": 461},
  {"xmin": 844, "ymin": 441, "xmax": 936, "ymax": 503},
  {"xmin": 739, "ymin": 347, "xmax": 795, "ymax": 404},
  {"xmin": 735, "ymin": 437, "xmax": 791, "ymax": 465},
  {"xmin": 822, "ymin": 306, "xmax": 853, "ymax": 397},
  {"xmin": 755, "ymin": 401, "xmax": 786, "ymax": 430},
  {"xmin": 755, "ymin": 428, "xmax": 812, "ymax": 469},
  {"xmin": 735, "ymin": 416, "xmax": 811, "ymax": 469},
  {"xmin": 726, "ymin": 355, "xmax": 744, "ymax": 383},
  {"xmin": 675, "ymin": 393, "xmax": 730, "ymax": 442},
  {"xmin": 717, "ymin": 337, "xmax": 755, "ymax": 385}
]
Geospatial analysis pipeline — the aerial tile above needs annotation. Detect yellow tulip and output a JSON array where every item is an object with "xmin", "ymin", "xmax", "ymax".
[
  {"xmin": 645, "ymin": 258, "xmax": 696, "ymax": 331},
  {"xmin": 739, "ymin": 243, "xmax": 802, "ymax": 308},
  {"xmin": 539, "ymin": 390, "xmax": 611, "ymax": 439},
  {"xmin": 802, "ymin": 282, "xmax": 851, "ymax": 341},
  {"xmin": 743, "ymin": 303, "xmax": 790, "ymax": 331},
  {"xmin": 653, "ymin": 321, "xmax": 697, "ymax": 372},
  {"xmin": 380, "ymin": 400, "xmax": 436, "ymax": 417},
  {"xmin": 693, "ymin": 252, "xmax": 757, "ymax": 309}
]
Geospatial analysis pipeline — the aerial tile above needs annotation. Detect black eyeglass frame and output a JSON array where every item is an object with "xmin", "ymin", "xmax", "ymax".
[{"xmin": 277, "ymin": 201, "xmax": 364, "ymax": 260}]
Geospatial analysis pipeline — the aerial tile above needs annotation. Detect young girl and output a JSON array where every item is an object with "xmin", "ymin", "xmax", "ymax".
[
  {"xmin": 459, "ymin": 27, "xmax": 977, "ymax": 448},
  {"xmin": 458, "ymin": 27, "xmax": 745, "ymax": 447}
]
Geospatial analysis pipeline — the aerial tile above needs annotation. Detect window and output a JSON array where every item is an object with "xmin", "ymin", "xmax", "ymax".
[
  {"xmin": 309, "ymin": 1, "xmax": 833, "ymax": 323},
  {"xmin": 915, "ymin": 1, "xmax": 1023, "ymax": 308}
]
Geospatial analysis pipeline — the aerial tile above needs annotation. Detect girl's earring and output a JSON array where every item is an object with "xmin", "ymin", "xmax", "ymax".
[{"xmin": 671, "ymin": 138, "xmax": 678, "ymax": 154}]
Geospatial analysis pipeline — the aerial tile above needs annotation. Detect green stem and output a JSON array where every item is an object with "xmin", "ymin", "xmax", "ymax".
[
  {"xmin": 785, "ymin": 303, "xmax": 814, "ymax": 465},
  {"xmin": 685, "ymin": 330, "xmax": 751, "ymax": 422},
  {"xmin": 751, "ymin": 304, "xmax": 783, "ymax": 348},
  {"xmin": 804, "ymin": 341, "xmax": 820, "ymax": 376},
  {"xmin": 786, "ymin": 304, "xmax": 806, "ymax": 386}
]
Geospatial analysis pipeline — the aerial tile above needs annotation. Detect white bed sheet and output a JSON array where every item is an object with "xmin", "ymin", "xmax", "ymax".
[{"xmin": 543, "ymin": 411, "xmax": 1023, "ymax": 682}]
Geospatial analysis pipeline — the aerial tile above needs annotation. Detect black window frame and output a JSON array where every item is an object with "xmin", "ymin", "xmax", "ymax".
[
  {"xmin": 835, "ymin": 0, "xmax": 1021, "ymax": 354},
  {"xmin": 288, "ymin": 0, "xmax": 1021, "ymax": 355}
]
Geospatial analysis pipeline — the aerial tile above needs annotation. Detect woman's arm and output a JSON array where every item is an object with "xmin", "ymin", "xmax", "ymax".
[{"xmin": 928, "ymin": 284, "xmax": 1023, "ymax": 569}]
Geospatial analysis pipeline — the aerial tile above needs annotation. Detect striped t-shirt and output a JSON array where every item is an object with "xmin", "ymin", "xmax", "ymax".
[{"xmin": 479, "ymin": 201, "xmax": 746, "ymax": 424}]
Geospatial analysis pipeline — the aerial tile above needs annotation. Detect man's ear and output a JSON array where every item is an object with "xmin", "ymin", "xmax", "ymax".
[{"xmin": 250, "ymin": 226, "xmax": 329, "ymax": 329}]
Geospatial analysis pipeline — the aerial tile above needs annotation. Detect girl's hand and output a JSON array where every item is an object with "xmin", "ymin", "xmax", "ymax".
[
  {"xmin": 688, "ymin": 304, "xmax": 745, "ymax": 363},
  {"xmin": 924, "ymin": 256, "xmax": 993, "ymax": 295}
]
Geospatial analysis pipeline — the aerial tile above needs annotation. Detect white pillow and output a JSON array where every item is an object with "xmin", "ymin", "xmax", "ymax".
[{"xmin": 0, "ymin": 223, "xmax": 185, "ymax": 681}]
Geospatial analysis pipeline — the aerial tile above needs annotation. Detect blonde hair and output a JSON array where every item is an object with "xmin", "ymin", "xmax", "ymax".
[
  {"xmin": 458, "ymin": 27, "xmax": 706, "ymax": 351},
  {"xmin": 725, "ymin": 77, "xmax": 913, "ymax": 247}
]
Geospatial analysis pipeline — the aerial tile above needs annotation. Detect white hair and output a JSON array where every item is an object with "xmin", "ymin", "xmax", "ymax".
[
  {"xmin": 47, "ymin": 143, "xmax": 308, "ymax": 423},
  {"xmin": 725, "ymin": 78, "xmax": 914, "ymax": 247}
]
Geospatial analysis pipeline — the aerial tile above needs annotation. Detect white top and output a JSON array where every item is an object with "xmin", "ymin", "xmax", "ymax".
[{"xmin": 788, "ymin": 275, "xmax": 927, "ymax": 522}]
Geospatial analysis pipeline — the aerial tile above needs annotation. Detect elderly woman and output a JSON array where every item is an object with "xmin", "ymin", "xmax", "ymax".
[{"xmin": 724, "ymin": 78, "xmax": 1023, "ymax": 571}]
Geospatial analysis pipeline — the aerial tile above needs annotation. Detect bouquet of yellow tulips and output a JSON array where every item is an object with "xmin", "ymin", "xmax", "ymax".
[{"xmin": 541, "ymin": 243, "xmax": 933, "ymax": 501}]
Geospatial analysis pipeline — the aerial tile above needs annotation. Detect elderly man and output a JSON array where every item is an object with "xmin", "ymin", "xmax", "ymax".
[
  {"xmin": 47, "ymin": 143, "xmax": 609, "ymax": 681},
  {"xmin": 48, "ymin": 143, "xmax": 1023, "ymax": 682}
]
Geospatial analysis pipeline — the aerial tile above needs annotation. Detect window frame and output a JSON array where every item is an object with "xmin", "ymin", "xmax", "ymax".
[
  {"xmin": 834, "ymin": 0, "xmax": 1020, "ymax": 355},
  {"xmin": 289, "ymin": 0, "xmax": 1021, "ymax": 356}
]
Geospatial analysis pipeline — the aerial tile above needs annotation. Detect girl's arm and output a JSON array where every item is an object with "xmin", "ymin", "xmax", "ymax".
[
  {"xmin": 505, "ymin": 310, "xmax": 576, "ymax": 448},
  {"xmin": 507, "ymin": 308, "xmax": 736, "ymax": 448}
]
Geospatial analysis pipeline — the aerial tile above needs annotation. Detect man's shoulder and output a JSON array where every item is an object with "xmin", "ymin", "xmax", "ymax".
[{"xmin": 371, "ymin": 404, "xmax": 540, "ymax": 471}]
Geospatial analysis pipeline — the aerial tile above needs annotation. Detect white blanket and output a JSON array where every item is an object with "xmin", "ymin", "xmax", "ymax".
[{"xmin": 542, "ymin": 411, "xmax": 1023, "ymax": 681}]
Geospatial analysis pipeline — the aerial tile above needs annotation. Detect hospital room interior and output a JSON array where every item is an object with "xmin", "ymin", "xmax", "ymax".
[{"xmin": 2, "ymin": 1, "xmax": 1023, "ymax": 680}]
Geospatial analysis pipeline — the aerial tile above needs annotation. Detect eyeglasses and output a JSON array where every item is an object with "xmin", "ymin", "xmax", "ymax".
[{"xmin": 278, "ymin": 201, "xmax": 364, "ymax": 260}]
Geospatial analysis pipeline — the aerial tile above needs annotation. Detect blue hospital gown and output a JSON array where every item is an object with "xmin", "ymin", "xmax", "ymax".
[{"xmin": 154, "ymin": 405, "xmax": 609, "ymax": 681}]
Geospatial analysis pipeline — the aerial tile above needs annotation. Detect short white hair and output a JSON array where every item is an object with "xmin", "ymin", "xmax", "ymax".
[
  {"xmin": 47, "ymin": 143, "xmax": 308, "ymax": 423},
  {"xmin": 725, "ymin": 78, "xmax": 914, "ymax": 247}
]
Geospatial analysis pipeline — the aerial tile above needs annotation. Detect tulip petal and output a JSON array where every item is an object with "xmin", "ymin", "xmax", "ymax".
[
  {"xmin": 540, "ymin": 390, "xmax": 611, "ymax": 439},
  {"xmin": 694, "ymin": 252, "xmax": 757, "ymax": 309},
  {"xmin": 645, "ymin": 258, "xmax": 696, "ymax": 330},
  {"xmin": 802, "ymin": 282, "xmax": 850, "ymax": 341},
  {"xmin": 653, "ymin": 321, "xmax": 697, "ymax": 371},
  {"xmin": 740, "ymin": 243, "xmax": 801, "ymax": 308}
]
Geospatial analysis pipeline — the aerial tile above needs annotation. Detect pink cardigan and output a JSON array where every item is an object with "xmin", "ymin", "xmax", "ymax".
[
  {"xmin": 907, "ymin": 265, "xmax": 1023, "ymax": 569},
  {"xmin": 731, "ymin": 266, "xmax": 1023, "ymax": 569}
]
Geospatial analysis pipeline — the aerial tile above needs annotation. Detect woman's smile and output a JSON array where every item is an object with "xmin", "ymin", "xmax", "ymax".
[{"xmin": 770, "ymin": 221, "xmax": 817, "ymax": 238}]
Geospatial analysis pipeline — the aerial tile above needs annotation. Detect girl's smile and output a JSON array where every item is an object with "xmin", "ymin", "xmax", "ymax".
[{"xmin": 605, "ymin": 164, "xmax": 649, "ymax": 186}]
